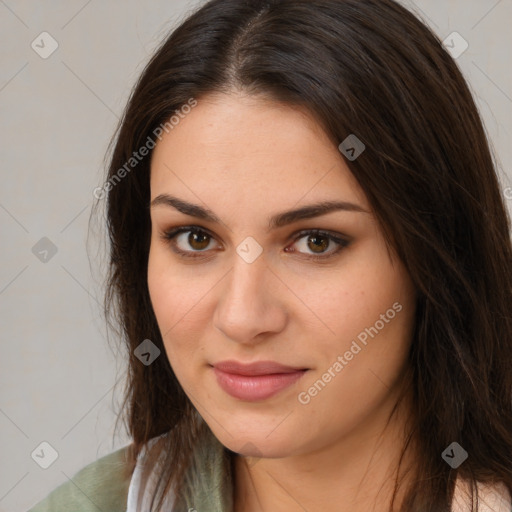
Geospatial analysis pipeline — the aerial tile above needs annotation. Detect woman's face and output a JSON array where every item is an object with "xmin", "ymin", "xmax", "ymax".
[{"xmin": 147, "ymin": 92, "xmax": 417, "ymax": 459}]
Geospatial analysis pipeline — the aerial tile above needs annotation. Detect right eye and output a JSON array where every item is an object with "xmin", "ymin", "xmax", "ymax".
[{"xmin": 160, "ymin": 226, "xmax": 220, "ymax": 259}]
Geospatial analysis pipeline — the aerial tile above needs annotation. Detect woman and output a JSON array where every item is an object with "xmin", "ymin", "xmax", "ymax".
[{"xmin": 29, "ymin": 0, "xmax": 512, "ymax": 510}]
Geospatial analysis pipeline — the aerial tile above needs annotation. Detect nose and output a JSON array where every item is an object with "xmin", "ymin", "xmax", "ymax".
[{"xmin": 213, "ymin": 251, "xmax": 288, "ymax": 344}]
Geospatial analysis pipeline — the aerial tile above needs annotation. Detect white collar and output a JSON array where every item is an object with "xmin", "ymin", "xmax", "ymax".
[{"xmin": 127, "ymin": 434, "xmax": 176, "ymax": 512}]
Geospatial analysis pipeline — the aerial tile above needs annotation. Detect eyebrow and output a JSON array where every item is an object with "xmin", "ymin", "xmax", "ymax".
[{"xmin": 150, "ymin": 194, "xmax": 369, "ymax": 231}]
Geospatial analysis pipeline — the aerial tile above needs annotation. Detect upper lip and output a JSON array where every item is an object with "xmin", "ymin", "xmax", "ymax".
[{"xmin": 212, "ymin": 360, "xmax": 308, "ymax": 376}]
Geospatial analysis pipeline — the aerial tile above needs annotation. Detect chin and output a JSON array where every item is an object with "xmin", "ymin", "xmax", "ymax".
[{"xmin": 209, "ymin": 424, "xmax": 298, "ymax": 459}]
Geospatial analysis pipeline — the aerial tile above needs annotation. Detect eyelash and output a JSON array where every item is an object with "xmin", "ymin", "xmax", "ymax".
[{"xmin": 159, "ymin": 226, "xmax": 350, "ymax": 262}]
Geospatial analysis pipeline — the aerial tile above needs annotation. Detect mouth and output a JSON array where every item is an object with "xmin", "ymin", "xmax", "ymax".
[{"xmin": 210, "ymin": 360, "xmax": 309, "ymax": 401}]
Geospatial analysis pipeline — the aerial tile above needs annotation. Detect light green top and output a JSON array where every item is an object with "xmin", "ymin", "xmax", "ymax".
[
  {"xmin": 26, "ymin": 432, "xmax": 512, "ymax": 512},
  {"xmin": 27, "ymin": 445, "xmax": 132, "ymax": 512},
  {"xmin": 26, "ymin": 426, "xmax": 233, "ymax": 512}
]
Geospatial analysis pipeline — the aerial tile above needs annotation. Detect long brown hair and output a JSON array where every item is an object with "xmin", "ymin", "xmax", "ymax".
[{"xmin": 95, "ymin": 0, "xmax": 512, "ymax": 510}]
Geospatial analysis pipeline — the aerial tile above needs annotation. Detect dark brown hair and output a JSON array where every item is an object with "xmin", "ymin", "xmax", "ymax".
[{"xmin": 96, "ymin": 0, "xmax": 512, "ymax": 510}]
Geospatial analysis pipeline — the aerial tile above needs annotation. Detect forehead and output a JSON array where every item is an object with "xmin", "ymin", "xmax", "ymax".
[{"xmin": 149, "ymin": 92, "xmax": 369, "ymax": 215}]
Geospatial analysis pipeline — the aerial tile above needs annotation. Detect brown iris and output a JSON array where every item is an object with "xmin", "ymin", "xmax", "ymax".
[
  {"xmin": 307, "ymin": 234, "xmax": 329, "ymax": 253},
  {"xmin": 188, "ymin": 231, "xmax": 210, "ymax": 250}
]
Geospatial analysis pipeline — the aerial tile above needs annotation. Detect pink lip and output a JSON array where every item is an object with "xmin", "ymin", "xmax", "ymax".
[{"xmin": 211, "ymin": 360, "xmax": 308, "ymax": 401}]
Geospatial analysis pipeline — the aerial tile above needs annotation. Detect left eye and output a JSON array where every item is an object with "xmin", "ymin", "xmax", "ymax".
[{"xmin": 288, "ymin": 230, "xmax": 349, "ymax": 258}]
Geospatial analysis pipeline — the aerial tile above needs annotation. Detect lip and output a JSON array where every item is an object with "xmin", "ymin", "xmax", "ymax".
[{"xmin": 211, "ymin": 360, "xmax": 308, "ymax": 401}]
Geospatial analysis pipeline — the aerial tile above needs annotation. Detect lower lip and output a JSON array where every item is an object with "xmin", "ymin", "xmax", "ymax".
[{"xmin": 212, "ymin": 367, "xmax": 307, "ymax": 401}]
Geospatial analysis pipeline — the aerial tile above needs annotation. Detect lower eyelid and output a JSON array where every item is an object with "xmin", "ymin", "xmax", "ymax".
[
  {"xmin": 174, "ymin": 231, "xmax": 218, "ymax": 252},
  {"xmin": 290, "ymin": 234, "xmax": 346, "ymax": 255},
  {"xmin": 160, "ymin": 228, "xmax": 349, "ymax": 258}
]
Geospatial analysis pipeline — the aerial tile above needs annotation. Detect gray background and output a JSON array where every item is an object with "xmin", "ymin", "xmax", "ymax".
[{"xmin": 1, "ymin": 1, "xmax": 510, "ymax": 511}]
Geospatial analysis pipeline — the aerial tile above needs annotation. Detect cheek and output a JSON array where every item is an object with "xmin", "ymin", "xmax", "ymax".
[
  {"xmin": 148, "ymin": 243, "xmax": 195, "ymax": 322},
  {"xmin": 297, "ymin": 240, "xmax": 416, "ymax": 389},
  {"xmin": 147, "ymin": 246, "xmax": 176, "ymax": 330},
  {"xmin": 295, "ymin": 268, "xmax": 415, "ymax": 443},
  {"xmin": 147, "ymin": 247, "xmax": 189, "ymax": 349},
  {"xmin": 296, "ymin": 260, "xmax": 409, "ymax": 350},
  {"xmin": 147, "ymin": 248, "xmax": 219, "ymax": 408}
]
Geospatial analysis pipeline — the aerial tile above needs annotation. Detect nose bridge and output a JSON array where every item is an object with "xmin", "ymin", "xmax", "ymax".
[
  {"xmin": 231, "ymin": 249, "xmax": 263, "ymax": 287},
  {"xmin": 213, "ymin": 249, "xmax": 287, "ymax": 343},
  {"xmin": 223, "ymin": 250, "xmax": 270, "ymax": 316}
]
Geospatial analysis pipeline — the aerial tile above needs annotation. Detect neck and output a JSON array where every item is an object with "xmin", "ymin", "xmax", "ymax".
[{"xmin": 233, "ymin": 387, "xmax": 416, "ymax": 512}]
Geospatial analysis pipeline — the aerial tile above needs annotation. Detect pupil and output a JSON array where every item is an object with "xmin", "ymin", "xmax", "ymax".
[
  {"xmin": 189, "ymin": 231, "xmax": 209, "ymax": 250},
  {"xmin": 308, "ymin": 235, "xmax": 328, "ymax": 253}
]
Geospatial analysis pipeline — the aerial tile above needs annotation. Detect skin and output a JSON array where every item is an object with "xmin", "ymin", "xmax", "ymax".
[{"xmin": 147, "ymin": 91, "xmax": 418, "ymax": 511}]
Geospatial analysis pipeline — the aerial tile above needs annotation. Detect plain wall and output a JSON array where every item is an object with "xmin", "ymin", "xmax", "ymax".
[{"xmin": 0, "ymin": 1, "xmax": 511, "ymax": 511}]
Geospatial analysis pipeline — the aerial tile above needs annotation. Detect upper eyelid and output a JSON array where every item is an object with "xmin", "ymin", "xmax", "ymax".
[{"xmin": 163, "ymin": 225, "xmax": 349, "ymax": 248}]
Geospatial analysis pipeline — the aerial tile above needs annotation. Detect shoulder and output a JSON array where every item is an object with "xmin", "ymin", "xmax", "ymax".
[
  {"xmin": 452, "ymin": 476, "xmax": 512, "ymax": 512},
  {"xmin": 27, "ymin": 444, "xmax": 134, "ymax": 512}
]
